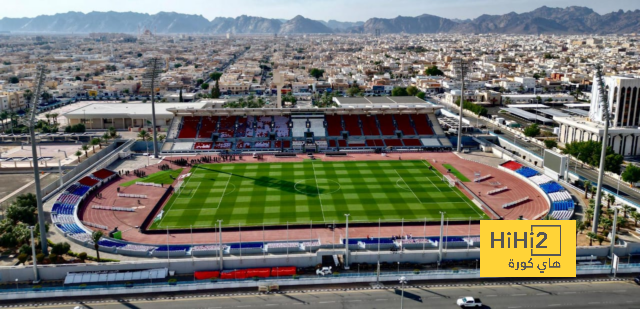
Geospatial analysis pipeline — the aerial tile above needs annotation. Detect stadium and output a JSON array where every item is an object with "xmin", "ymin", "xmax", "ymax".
[{"xmin": 50, "ymin": 99, "xmax": 557, "ymax": 258}]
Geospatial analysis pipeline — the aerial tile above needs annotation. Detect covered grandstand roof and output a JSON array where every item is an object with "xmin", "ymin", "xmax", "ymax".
[
  {"xmin": 166, "ymin": 105, "xmax": 441, "ymax": 117},
  {"xmin": 334, "ymin": 96, "xmax": 427, "ymax": 105},
  {"xmin": 500, "ymin": 108, "xmax": 554, "ymax": 124}
]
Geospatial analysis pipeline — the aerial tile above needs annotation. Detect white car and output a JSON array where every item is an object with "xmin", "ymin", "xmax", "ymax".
[
  {"xmin": 316, "ymin": 266, "xmax": 332, "ymax": 276},
  {"xmin": 457, "ymin": 296, "xmax": 482, "ymax": 307}
]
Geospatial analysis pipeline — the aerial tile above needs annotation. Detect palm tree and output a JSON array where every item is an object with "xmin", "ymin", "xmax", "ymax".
[
  {"xmin": 44, "ymin": 113, "xmax": 51, "ymax": 126},
  {"xmin": 102, "ymin": 132, "xmax": 110, "ymax": 144},
  {"xmin": 585, "ymin": 208, "xmax": 594, "ymax": 227},
  {"xmin": 51, "ymin": 113, "xmax": 59, "ymax": 125},
  {"xmin": 92, "ymin": 230, "xmax": 103, "ymax": 262},
  {"xmin": 631, "ymin": 211, "xmax": 640, "ymax": 227},
  {"xmin": 158, "ymin": 134, "xmax": 166, "ymax": 143},
  {"xmin": 607, "ymin": 194, "xmax": 615, "ymax": 209},
  {"xmin": 622, "ymin": 205, "xmax": 632, "ymax": 218},
  {"xmin": 81, "ymin": 144, "xmax": 89, "ymax": 158},
  {"xmin": 583, "ymin": 180, "xmax": 591, "ymax": 199},
  {"xmin": 90, "ymin": 138, "xmax": 101, "ymax": 152},
  {"xmin": 0, "ymin": 111, "xmax": 7, "ymax": 130},
  {"xmin": 138, "ymin": 130, "xmax": 150, "ymax": 154},
  {"xmin": 576, "ymin": 221, "xmax": 584, "ymax": 245},
  {"xmin": 108, "ymin": 126, "xmax": 117, "ymax": 139},
  {"xmin": 586, "ymin": 232, "xmax": 597, "ymax": 246},
  {"xmin": 75, "ymin": 150, "xmax": 83, "ymax": 162}
]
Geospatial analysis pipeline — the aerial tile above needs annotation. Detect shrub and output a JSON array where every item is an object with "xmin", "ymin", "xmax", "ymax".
[
  {"xmin": 168, "ymin": 278, "xmax": 177, "ymax": 285},
  {"xmin": 51, "ymin": 242, "xmax": 71, "ymax": 255},
  {"xmin": 19, "ymin": 244, "xmax": 31, "ymax": 255},
  {"xmin": 36, "ymin": 253, "xmax": 45, "ymax": 263},
  {"xmin": 78, "ymin": 252, "xmax": 87, "ymax": 261},
  {"xmin": 17, "ymin": 253, "xmax": 28, "ymax": 264},
  {"xmin": 48, "ymin": 253, "xmax": 58, "ymax": 263}
]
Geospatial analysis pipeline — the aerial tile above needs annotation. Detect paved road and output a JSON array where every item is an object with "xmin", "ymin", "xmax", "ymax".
[
  {"xmin": 429, "ymin": 96, "xmax": 640, "ymax": 209},
  {"xmin": 16, "ymin": 280, "xmax": 640, "ymax": 309}
]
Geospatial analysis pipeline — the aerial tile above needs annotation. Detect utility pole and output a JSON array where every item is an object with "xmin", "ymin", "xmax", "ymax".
[
  {"xmin": 344, "ymin": 214, "xmax": 350, "ymax": 270},
  {"xmin": 592, "ymin": 65, "xmax": 610, "ymax": 233},
  {"xmin": 29, "ymin": 65, "xmax": 48, "ymax": 255},
  {"xmin": 438, "ymin": 211, "xmax": 445, "ymax": 262},
  {"xmin": 143, "ymin": 57, "xmax": 163, "ymax": 158},
  {"xmin": 218, "ymin": 220, "xmax": 224, "ymax": 270},
  {"xmin": 453, "ymin": 58, "xmax": 469, "ymax": 153}
]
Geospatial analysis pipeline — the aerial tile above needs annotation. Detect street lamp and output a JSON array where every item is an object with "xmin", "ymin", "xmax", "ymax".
[
  {"xmin": 57, "ymin": 149, "xmax": 67, "ymax": 158},
  {"xmin": 399, "ymin": 276, "xmax": 408, "ymax": 309}
]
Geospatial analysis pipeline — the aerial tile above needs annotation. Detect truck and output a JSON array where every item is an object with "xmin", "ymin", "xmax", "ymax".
[{"xmin": 456, "ymin": 296, "xmax": 482, "ymax": 307}]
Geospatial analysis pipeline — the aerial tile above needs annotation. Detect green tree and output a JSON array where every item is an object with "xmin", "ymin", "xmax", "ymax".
[
  {"xmin": 523, "ymin": 124, "xmax": 540, "ymax": 137},
  {"xmin": 583, "ymin": 180, "xmax": 591, "ymax": 199},
  {"xmin": 454, "ymin": 98, "xmax": 488, "ymax": 117},
  {"xmin": 158, "ymin": 134, "xmax": 166, "ymax": 142},
  {"xmin": 391, "ymin": 87, "xmax": 408, "ymax": 96},
  {"xmin": 75, "ymin": 150, "xmax": 83, "ymax": 162},
  {"xmin": 8, "ymin": 76, "xmax": 19, "ymax": 84},
  {"xmin": 622, "ymin": 164, "xmax": 640, "ymax": 184},
  {"xmin": 562, "ymin": 140, "xmax": 624, "ymax": 174},
  {"xmin": 209, "ymin": 72, "xmax": 223, "ymax": 81},
  {"xmin": 406, "ymin": 86, "xmax": 419, "ymax": 96},
  {"xmin": 81, "ymin": 144, "xmax": 89, "ymax": 158},
  {"xmin": 622, "ymin": 205, "xmax": 632, "ymax": 218},
  {"xmin": 174, "ymin": 63, "xmax": 182, "ymax": 69},
  {"xmin": 586, "ymin": 231, "xmax": 597, "ymax": 246},
  {"xmin": 92, "ymin": 231, "xmax": 103, "ymax": 262},
  {"xmin": 309, "ymin": 68, "xmax": 325, "ymax": 79},
  {"xmin": 631, "ymin": 211, "xmax": 640, "ymax": 226},
  {"xmin": 90, "ymin": 138, "xmax": 101, "ymax": 152},
  {"xmin": 201, "ymin": 83, "xmax": 209, "ymax": 90},
  {"xmin": 347, "ymin": 84, "xmax": 362, "ymax": 97},
  {"xmin": 211, "ymin": 80, "xmax": 221, "ymax": 99},
  {"xmin": 544, "ymin": 139, "xmax": 558, "ymax": 149},
  {"xmin": 424, "ymin": 66, "xmax": 444, "ymax": 76},
  {"xmin": 416, "ymin": 92, "xmax": 426, "ymax": 100}
]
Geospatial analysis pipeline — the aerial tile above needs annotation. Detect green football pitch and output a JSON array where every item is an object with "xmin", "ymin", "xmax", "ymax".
[{"xmin": 150, "ymin": 160, "xmax": 488, "ymax": 229}]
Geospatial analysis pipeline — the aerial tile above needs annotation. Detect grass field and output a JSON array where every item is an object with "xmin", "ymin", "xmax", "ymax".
[
  {"xmin": 120, "ymin": 168, "xmax": 184, "ymax": 187},
  {"xmin": 150, "ymin": 160, "xmax": 487, "ymax": 229},
  {"xmin": 442, "ymin": 164, "xmax": 471, "ymax": 182}
]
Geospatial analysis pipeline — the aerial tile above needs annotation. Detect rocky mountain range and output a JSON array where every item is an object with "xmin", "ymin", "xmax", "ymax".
[{"xmin": 0, "ymin": 6, "xmax": 639, "ymax": 35}]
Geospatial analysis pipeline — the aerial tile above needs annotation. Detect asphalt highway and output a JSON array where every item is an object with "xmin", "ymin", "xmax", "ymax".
[{"xmin": 13, "ymin": 280, "xmax": 640, "ymax": 309}]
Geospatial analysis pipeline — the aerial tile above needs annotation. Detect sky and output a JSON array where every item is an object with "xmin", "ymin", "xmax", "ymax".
[{"xmin": 2, "ymin": 0, "xmax": 640, "ymax": 21}]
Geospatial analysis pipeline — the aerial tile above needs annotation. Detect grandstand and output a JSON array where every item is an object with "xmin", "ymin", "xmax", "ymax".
[
  {"xmin": 499, "ymin": 161, "xmax": 574, "ymax": 220},
  {"xmin": 164, "ymin": 105, "xmax": 443, "ymax": 152}
]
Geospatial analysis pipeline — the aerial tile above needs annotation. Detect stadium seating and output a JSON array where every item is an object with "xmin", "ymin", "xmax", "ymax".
[
  {"xmin": 274, "ymin": 140, "xmax": 291, "ymax": 149},
  {"xmin": 218, "ymin": 116, "xmax": 236, "ymax": 138},
  {"xmin": 412, "ymin": 114, "xmax": 434, "ymax": 135},
  {"xmin": 366, "ymin": 139, "xmax": 385, "ymax": 147},
  {"xmin": 394, "ymin": 114, "xmax": 417, "ymax": 135},
  {"xmin": 500, "ymin": 161, "xmax": 523, "ymax": 171},
  {"xmin": 342, "ymin": 115, "xmax": 362, "ymax": 136},
  {"xmin": 178, "ymin": 116, "xmax": 200, "ymax": 139},
  {"xmin": 253, "ymin": 116, "xmax": 272, "ymax": 138},
  {"xmin": 529, "ymin": 175, "xmax": 553, "ymax": 185},
  {"xmin": 198, "ymin": 116, "xmax": 218, "ymax": 139},
  {"xmin": 309, "ymin": 119, "xmax": 326, "ymax": 137},
  {"xmin": 516, "ymin": 167, "xmax": 539, "ymax": 178},
  {"xmin": 376, "ymin": 115, "xmax": 396, "ymax": 135},
  {"xmin": 384, "ymin": 139, "xmax": 403, "ymax": 147},
  {"xmin": 402, "ymin": 139, "xmax": 422, "ymax": 147},
  {"xmin": 273, "ymin": 116, "xmax": 290, "ymax": 137},
  {"xmin": 539, "ymin": 182, "xmax": 564, "ymax": 194},
  {"xmin": 235, "ymin": 117, "xmax": 248, "ymax": 137},
  {"xmin": 338, "ymin": 140, "xmax": 347, "ymax": 147},
  {"xmin": 78, "ymin": 176, "xmax": 100, "ymax": 187},
  {"xmin": 360, "ymin": 115, "xmax": 380, "ymax": 136},
  {"xmin": 291, "ymin": 119, "xmax": 307, "ymax": 137},
  {"xmin": 325, "ymin": 115, "xmax": 343, "ymax": 136},
  {"xmin": 254, "ymin": 141, "xmax": 270, "ymax": 148},
  {"xmin": 235, "ymin": 140, "xmax": 251, "ymax": 149}
]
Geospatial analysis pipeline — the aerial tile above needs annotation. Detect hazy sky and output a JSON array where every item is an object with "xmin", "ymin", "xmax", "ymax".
[{"xmin": 3, "ymin": 0, "xmax": 640, "ymax": 21}]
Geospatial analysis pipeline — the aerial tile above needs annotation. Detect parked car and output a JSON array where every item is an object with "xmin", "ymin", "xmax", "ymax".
[
  {"xmin": 316, "ymin": 266, "xmax": 332, "ymax": 276},
  {"xmin": 634, "ymin": 276, "xmax": 640, "ymax": 285}
]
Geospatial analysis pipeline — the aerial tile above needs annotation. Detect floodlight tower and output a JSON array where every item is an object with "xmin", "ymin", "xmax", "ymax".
[
  {"xmin": 452, "ymin": 58, "xmax": 469, "ymax": 153},
  {"xmin": 592, "ymin": 65, "xmax": 610, "ymax": 233},
  {"xmin": 143, "ymin": 57, "xmax": 164, "ymax": 158},
  {"xmin": 28, "ymin": 65, "xmax": 49, "ymax": 255},
  {"xmin": 273, "ymin": 71, "xmax": 285, "ymax": 108}
]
